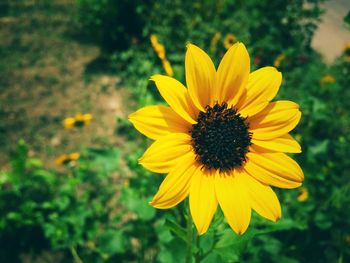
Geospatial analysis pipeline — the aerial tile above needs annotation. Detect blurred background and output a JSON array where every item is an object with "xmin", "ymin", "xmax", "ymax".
[{"xmin": 0, "ymin": 0, "xmax": 349, "ymax": 262}]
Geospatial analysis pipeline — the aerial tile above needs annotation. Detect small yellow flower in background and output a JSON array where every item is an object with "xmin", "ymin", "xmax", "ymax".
[
  {"xmin": 297, "ymin": 187, "xmax": 309, "ymax": 202},
  {"xmin": 210, "ymin": 32, "xmax": 221, "ymax": 53},
  {"xmin": 55, "ymin": 152, "xmax": 80, "ymax": 166},
  {"xmin": 63, "ymin": 113, "xmax": 93, "ymax": 129},
  {"xmin": 274, "ymin": 53, "xmax": 286, "ymax": 68},
  {"xmin": 162, "ymin": 59, "xmax": 174, "ymax": 77},
  {"xmin": 223, "ymin": 33, "xmax": 236, "ymax": 50},
  {"xmin": 150, "ymin": 34, "xmax": 173, "ymax": 76},
  {"xmin": 75, "ymin": 113, "xmax": 92, "ymax": 126},
  {"xmin": 150, "ymin": 34, "xmax": 166, "ymax": 60},
  {"xmin": 150, "ymin": 34, "xmax": 158, "ymax": 47},
  {"xmin": 63, "ymin": 117, "xmax": 76, "ymax": 129},
  {"xmin": 320, "ymin": 74, "xmax": 336, "ymax": 86},
  {"xmin": 154, "ymin": 43, "xmax": 166, "ymax": 60},
  {"xmin": 54, "ymin": 155, "xmax": 69, "ymax": 166},
  {"xmin": 69, "ymin": 152, "xmax": 80, "ymax": 161},
  {"xmin": 129, "ymin": 42, "xmax": 303, "ymax": 235}
]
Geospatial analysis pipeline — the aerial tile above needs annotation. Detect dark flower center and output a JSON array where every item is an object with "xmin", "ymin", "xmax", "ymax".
[
  {"xmin": 190, "ymin": 102, "xmax": 252, "ymax": 171},
  {"xmin": 75, "ymin": 120, "xmax": 85, "ymax": 127}
]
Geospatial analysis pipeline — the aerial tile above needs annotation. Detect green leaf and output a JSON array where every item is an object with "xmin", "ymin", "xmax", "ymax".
[
  {"xmin": 122, "ymin": 188, "xmax": 156, "ymax": 221},
  {"xmin": 134, "ymin": 200, "xmax": 156, "ymax": 221},
  {"xmin": 97, "ymin": 229, "xmax": 126, "ymax": 255},
  {"xmin": 155, "ymin": 219, "xmax": 174, "ymax": 243},
  {"xmin": 315, "ymin": 212, "xmax": 332, "ymax": 229},
  {"xmin": 164, "ymin": 219, "xmax": 187, "ymax": 243},
  {"xmin": 86, "ymin": 147, "xmax": 120, "ymax": 174},
  {"xmin": 157, "ymin": 239, "xmax": 187, "ymax": 263},
  {"xmin": 26, "ymin": 158, "xmax": 43, "ymax": 168},
  {"xmin": 202, "ymin": 252, "xmax": 226, "ymax": 263},
  {"xmin": 214, "ymin": 218, "xmax": 305, "ymax": 261}
]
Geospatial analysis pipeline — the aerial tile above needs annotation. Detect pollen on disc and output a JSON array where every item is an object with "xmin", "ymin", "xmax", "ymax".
[{"xmin": 190, "ymin": 102, "xmax": 252, "ymax": 171}]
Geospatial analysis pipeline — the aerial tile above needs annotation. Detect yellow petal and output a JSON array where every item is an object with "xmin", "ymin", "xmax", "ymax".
[
  {"xmin": 249, "ymin": 101, "xmax": 301, "ymax": 140},
  {"xmin": 185, "ymin": 44, "xmax": 216, "ymax": 111},
  {"xmin": 139, "ymin": 133, "xmax": 193, "ymax": 173},
  {"xmin": 150, "ymin": 152, "xmax": 198, "ymax": 209},
  {"xmin": 63, "ymin": 118, "xmax": 75, "ymax": 129},
  {"xmin": 189, "ymin": 169, "xmax": 218, "ymax": 235},
  {"xmin": 239, "ymin": 102, "xmax": 268, "ymax": 118},
  {"xmin": 215, "ymin": 170, "xmax": 251, "ymax": 235},
  {"xmin": 68, "ymin": 152, "xmax": 80, "ymax": 161},
  {"xmin": 244, "ymin": 151, "xmax": 303, "ymax": 189},
  {"xmin": 237, "ymin": 67, "xmax": 282, "ymax": 117},
  {"xmin": 151, "ymin": 75, "xmax": 198, "ymax": 124},
  {"xmin": 216, "ymin": 43, "xmax": 250, "ymax": 106},
  {"xmin": 252, "ymin": 134, "xmax": 301, "ymax": 153},
  {"xmin": 240, "ymin": 172, "xmax": 281, "ymax": 222},
  {"xmin": 128, "ymin": 105, "xmax": 190, "ymax": 140}
]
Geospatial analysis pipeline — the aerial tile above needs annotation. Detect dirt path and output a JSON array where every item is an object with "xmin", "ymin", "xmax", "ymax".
[
  {"xmin": 311, "ymin": 0, "xmax": 350, "ymax": 63},
  {"xmin": 0, "ymin": 1, "xmax": 128, "ymax": 167}
]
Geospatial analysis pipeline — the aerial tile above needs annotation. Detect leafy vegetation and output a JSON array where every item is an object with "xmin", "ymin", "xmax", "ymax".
[{"xmin": 1, "ymin": 0, "xmax": 349, "ymax": 262}]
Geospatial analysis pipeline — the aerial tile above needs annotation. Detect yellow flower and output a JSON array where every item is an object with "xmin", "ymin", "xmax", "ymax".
[
  {"xmin": 63, "ymin": 113, "xmax": 93, "ymax": 129},
  {"xmin": 150, "ymin": 34, "xmax": 166, "ymax": 60},
  {"xmin": 210, "ymin": 32, "xmax": 221, "ymax": 53},
  {"xmin": 69, "ymin": 152, "xmax": 80, "ymax": 161},
  {"xmin": 54, "ymin": 152, "xmax": 80, "ymax": 166},
  {"xmin": 75, "ymin": 113, "xmax": 92, "ymax": 126},
  {"xmin": 297, "ymin": 187, "xmax": 309, "ymax": 202},
  {"xmin": 63, "ymin": 117, "xmax": 76, "ymax": 129},
  {"xmin": 129, "ymin": 43, "xmax": 303, "ymax": 235},
  {"xmin": 274, "ymin": 53, "xmax": 286, "ymax": 68},
  {"xmin": 150, "ymin": 34, "xmax": 158, "ymax": 47},
  {"xmin": 155, "ymin": 43, "xmax": 166, "ymax": 60},
  {"xmin": 320, "ymin": 74, "xmax": 336, "ymax": 86},
  {"xmin": 54, "ymin": 154, "xmax": 69, "ymax": 166},
  {"xmin": 223, "ymin": 33, "xmax": 236, "ymax": 50},
  {"xmin": 162, "ymin": 59, "xmax": 173, "ymax": 77}
]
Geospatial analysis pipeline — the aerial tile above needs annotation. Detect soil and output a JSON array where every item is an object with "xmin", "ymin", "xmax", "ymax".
[
  {"xmin": 0, "ymin": 1, "xmax": 129, "ymax": 168},
  {"xmin": 311, "ymin": 0, "xmax": 350, "ymax": 63}
]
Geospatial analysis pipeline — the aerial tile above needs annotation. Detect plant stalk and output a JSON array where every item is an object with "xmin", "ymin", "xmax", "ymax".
[{"xmin": 185, "ymin": 201, "xmax": 193, "ymax": 263}]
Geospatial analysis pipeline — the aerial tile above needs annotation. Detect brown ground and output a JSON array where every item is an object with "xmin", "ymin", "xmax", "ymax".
[
  {"xmin": 0, "ymin": 1, "xmax": 129, "ymax": 168},
  {"xmin": 311, "ymin": 0, "xmax": 350, "ymax": 63}
]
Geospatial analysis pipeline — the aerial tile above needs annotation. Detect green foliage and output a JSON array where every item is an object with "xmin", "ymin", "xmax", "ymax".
[
  {"xmin": 0, "ymin": 141, "xmax": 123, "ymax": 262},
  {"xmin": 2, "ymin": 0, "xmax": 350, "ymax": 262},
  {"xmin": 74, "ymin": 0, "xmax": 147, "ymax": 52}
]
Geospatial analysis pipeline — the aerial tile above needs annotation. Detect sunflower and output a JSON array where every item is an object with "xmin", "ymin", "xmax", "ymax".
[
  {"xmin": 161, "ymin": 59, "xmax": 174, "ymax": 77},
  {"xmin": 320, "ymin": 74, "xmax": 336, "ymax": 86},
  {"xmin": 297, "ymin": 187, "xmax": 308, "ymax": 202},
  {"xmin": 55, "ymin": 152, "xmax": 80, "ymax": 166},
  {"xmin": 63, "ymin": 113, "xmax": 93, "ymax": 129},
  {"xmin": 274, "ymin": 53, "xmax": 286, "ymax": 68},
  {"xmin": 129, "ymin": 43, "xmax": 303, "ymax": 235},
  {"xmin": 150, "ymin": 34, "xmax": 166, "ymax": 60},
  {"xmin": 223, "ymin": 33, "xmax": 237, "ymax": 50}
]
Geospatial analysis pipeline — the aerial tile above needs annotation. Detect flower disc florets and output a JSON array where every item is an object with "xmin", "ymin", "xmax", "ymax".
[{"xmin": 190, "ymin": 102, "xmax": 252, "ymax": 171}]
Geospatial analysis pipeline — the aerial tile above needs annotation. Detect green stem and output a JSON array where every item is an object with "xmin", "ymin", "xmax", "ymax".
[
  {"xmin": 71, "ymin": 247, "xmax": 84, "ymax": 263},
  {"xmin": 195, "ymin": 234, "xmax": 201, "ymax": 263},
  {"xmin": 185, "ymin": 202, "xmax": 193, "ymax": 263}
]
